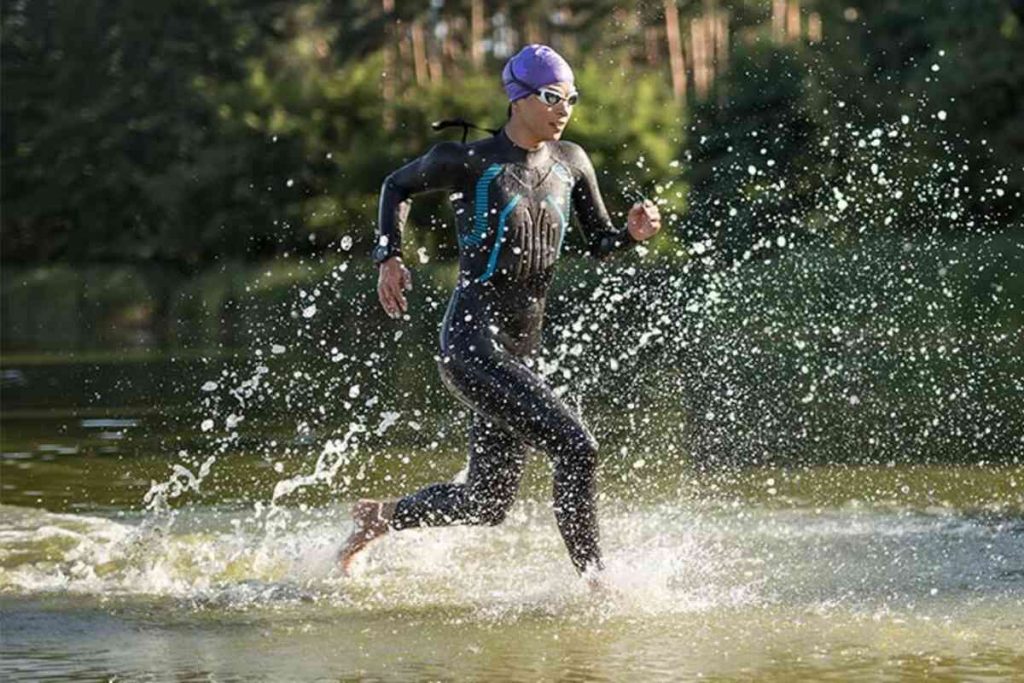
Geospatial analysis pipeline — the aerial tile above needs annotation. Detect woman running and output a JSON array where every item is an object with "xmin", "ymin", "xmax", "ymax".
[{"xmin": 340, "ymin": 44, "xmax": 661, "ymax": 586}]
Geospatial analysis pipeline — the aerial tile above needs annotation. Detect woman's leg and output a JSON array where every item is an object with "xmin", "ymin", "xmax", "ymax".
[
  {"xmin": 389, "ymin": 414, "xmax": 528, "ymax": 528},
  {"xmin": 340, "ymin": 414, "xmax": 527, "ymax": 573},
  {"xmin": 437, "ymin": 343, "xmax": 604, "ymax": 576}
]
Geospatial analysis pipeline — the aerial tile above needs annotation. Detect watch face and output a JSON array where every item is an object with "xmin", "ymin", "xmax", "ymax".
[{"xmin": 372, "ymin": 245, "xmax": 390, "ymax": 263}]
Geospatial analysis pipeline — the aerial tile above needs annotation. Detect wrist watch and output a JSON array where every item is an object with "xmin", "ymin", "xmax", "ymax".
[{"xmin": 372, "ymin": 243, "xmax": 400, "ymax": 265}]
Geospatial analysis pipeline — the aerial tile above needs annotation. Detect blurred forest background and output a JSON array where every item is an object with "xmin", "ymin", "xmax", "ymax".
[
  {"xmin": 3, "ymin": 1, "xmax": 1022, "ymax": 345},
  {"xmin": 1, "ymin": 1, "xmax": 1022, "ymax": 471}
]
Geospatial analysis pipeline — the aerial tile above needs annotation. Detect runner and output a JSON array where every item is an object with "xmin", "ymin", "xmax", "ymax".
[{"xmin": 340, "ymin": 44, "xmax": 661, "ymax": 586}]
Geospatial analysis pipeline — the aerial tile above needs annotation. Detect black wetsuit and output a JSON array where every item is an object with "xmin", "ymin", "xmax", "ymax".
[{"xmin": 375, "ymin": 127, "xmax": 637, "ymax": 575}]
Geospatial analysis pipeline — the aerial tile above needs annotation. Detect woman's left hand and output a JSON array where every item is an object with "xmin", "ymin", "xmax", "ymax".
[{"xmin": 627, "ymin": 199, "xmax": 662, "ymax": 241}]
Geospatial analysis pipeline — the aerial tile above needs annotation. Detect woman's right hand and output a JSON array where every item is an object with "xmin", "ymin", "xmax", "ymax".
[{"xmin": 377, "ymin": 257, "xmax": 412, "ymax": 319}]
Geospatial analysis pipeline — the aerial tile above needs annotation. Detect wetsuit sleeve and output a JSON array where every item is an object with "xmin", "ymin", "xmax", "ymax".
[
  {"xmin": 375, "ymin": 141, "xmax": 466, "ymax": 263},
  {"xmin": 566, "ymin": 143, "xmax": 639, "ymax": 260}
]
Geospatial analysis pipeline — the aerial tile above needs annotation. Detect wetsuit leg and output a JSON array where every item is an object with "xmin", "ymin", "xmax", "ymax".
[
  {"xmin": 390, "ymin": 414, "xmax": 527, "ymax": 529},
  {"xmin": 437, "ymin": 336, "xmax": 603, "ymax": 576}
]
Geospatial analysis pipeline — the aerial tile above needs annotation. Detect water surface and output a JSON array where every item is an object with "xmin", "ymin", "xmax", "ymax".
[{"xmin": 2, "ymin": 454, "xmax": 1022, "ymax": 681}]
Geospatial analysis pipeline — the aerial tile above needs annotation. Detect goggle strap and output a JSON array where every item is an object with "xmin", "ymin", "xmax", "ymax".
[
  {"xmin": 504, "ymin": 65, "xmax": 578, "ymax": 106},
  {"xmin": 431, "ymin": 117, "xmax": 501, "ymax": 143}
]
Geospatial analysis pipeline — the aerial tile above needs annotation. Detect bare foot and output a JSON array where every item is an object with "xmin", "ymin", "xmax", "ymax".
[
  {"xmin": 584, "ymin": 569, "xmax": 619, "ymax": 597},
  {"xmin": 338, "ymin": 499, "xmax": 397, "ymax": 576}
]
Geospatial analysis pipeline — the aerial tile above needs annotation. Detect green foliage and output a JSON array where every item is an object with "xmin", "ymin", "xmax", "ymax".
[
  {"xmin": 2, "ymin": 1, "xmax": 1020, "ymax": 269},
  {"xmin": 687, "ymin": 40, "xmax": 815, "ymax": 260},
  {"xmin": 206, "ymin": 42, "xmax": 687, "ymax": 260},
  {"xmin": 810, "ymin": 0, "xmax": 1024, "ymax": 225},
  {"xmin": 681, "ymin": 1, "xmax": 1024, "ymax": 271},
  {"xmin": 0, "ymin": 0, "xmax": 305, "ymax": 266}
]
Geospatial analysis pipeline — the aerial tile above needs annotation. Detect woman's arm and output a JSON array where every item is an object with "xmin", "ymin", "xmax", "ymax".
[
  {"xmin": 375, "ymin": 141, "xmax": 465, "ymax": 319},
  {"xmin": 374, "ymin": 141, "xmax": 466, "ymax": 264},
  {"xmin": 565, "ymin": 143, "xmax": 640, "ymax": 259}
]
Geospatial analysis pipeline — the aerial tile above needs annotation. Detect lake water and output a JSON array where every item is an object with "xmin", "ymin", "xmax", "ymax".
[{"xmin": 2, "ymin": 431, "xmax": 1022, "ymax": 680}]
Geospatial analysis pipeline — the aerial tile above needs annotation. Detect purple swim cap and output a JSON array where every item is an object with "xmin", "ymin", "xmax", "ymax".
[{"xmin": 501, "ymin": 44, "xmax": 575, "ymax": 102}]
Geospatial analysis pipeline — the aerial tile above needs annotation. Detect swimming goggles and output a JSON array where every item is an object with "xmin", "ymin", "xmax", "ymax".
[
  {"xmin": 505, "ymin": 70, "xmax": 580, "ymax": 107},
  {"xmin": 536, "ymin": 86, "xmax": 579, "ymax": 107}
]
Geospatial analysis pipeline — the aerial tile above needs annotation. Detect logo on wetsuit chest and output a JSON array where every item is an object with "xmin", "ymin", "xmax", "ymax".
[{"xmin": 463, "ymin": 162, "xmax": 574, "ymax": 283}]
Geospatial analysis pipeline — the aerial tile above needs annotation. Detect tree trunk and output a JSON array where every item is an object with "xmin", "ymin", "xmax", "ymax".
[
  {"xmin": 715, "ymin": 9, "xmax": 729, "ymax": 104},
  {"xmin": 471, "ymin": 0, "xmax": 485, "ymax": 66},
  {"xmin": 786, "ymin": 0, "xmax": 802, "ymax": 41},
  {"xmin": 716, "ymin": 10, "xmax": 729, "ymax": 72},
  {"xmin": 808, "ymin": 11, "xmax": 822, "ymax": 43},
  {"xmin": 142, "ymin": 264, "xmax": 180, "ymax": 351},
  {"xmin": 382, "ymin": 0, "xmax": 396, "ymax": 131},
  {"xmin": 411, "ymin": 21, "xmax": 429, "ymax": 86},
  {"xmin": 428, "ymin": 43, "xmax": 443, "ymax": 84},
  {"xmin": 525, "ymin": 18, "xmax": 541, "ymax": 45},
  {"xmin": 664, "ymin": 0, "xmax": 687, "ymax": 101},
  {"xmin": 772, "ymin": 0, "xmax": 786, "ymax": 43},
  {"xmin": 398, "ymin": 23, "xmax": 411, "ymax": 87},
  {"xmin": 645, "ymin": 25, "xmax": 659, "ymax": 66},
  {"xmin": 690, "ymin": 15, "xmax": 710, "ymax": 100}
]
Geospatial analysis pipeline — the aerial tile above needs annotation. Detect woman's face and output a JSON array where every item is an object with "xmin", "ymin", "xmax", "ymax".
[{"xmin": 512, "ymin": 81, "xmax": 576, "ymax": 142}]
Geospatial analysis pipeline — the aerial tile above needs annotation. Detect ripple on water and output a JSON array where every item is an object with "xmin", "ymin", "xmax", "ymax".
[{"xmin": 1, "ymin": 500, "xmax": 1023, "ymax": 681}]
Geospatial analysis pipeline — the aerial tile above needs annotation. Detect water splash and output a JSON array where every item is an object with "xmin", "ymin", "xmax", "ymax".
[
  {"xmin": 98, "ymin": 54, "xmax": 1022, "ymax": 617},
  {"xmin": 3, "ymin": 494, "xmax": 1021, "ymax": 625}
]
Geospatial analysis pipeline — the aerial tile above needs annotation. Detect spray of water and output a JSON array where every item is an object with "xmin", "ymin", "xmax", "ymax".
[{"xmin": 5, "ymin": 56, "xmax": 1020, "ymax": 617}]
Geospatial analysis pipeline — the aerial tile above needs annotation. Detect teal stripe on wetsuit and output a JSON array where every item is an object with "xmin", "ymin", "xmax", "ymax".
[
  {"xmin": 548, "ymin": 161, "xmax": 574, "ymax": 256},
  {"xmin": 479, "ymin": 194, "xmax": 521, "ymax": 283},
  {"xmin": 466, "ymin": 164, "xmax": 503, "ymax": 247},
  {"xmin": 544, "ymin": 194, "xmax": 568, "ymax": 257}
]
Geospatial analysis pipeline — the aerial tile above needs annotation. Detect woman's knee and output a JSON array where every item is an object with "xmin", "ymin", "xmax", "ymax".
[
  {"xmin": 554, "ymin": 428, "xmax": 599, "ymax": 471},
  {"xmin": 468, "ymin": 493, "xmax": 515, "ymax": 526}
]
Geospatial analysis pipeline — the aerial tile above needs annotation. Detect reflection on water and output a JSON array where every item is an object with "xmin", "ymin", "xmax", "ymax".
[{"xmin": 5, "ymin": 597, "xmax": 1022, "ymax": 681}]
